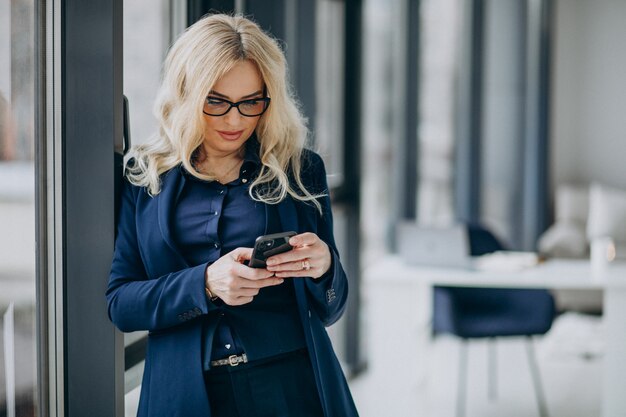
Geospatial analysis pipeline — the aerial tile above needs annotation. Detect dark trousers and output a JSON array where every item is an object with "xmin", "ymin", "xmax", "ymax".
[{"xmin": 204, "ymin": 349, "xmax": 325, "ymax": 417}]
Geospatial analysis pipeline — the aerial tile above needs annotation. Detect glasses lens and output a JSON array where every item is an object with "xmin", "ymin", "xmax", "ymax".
[
  {"xmin": 204, "ymin": 98, "xmax": 230, "ymax": 115},
  {"xmin": 239, "ymin": 99, "xmax": 268, "ymax": 116}
]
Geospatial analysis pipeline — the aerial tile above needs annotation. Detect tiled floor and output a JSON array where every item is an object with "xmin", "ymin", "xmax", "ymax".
[
  {"xmin": 123, "ymin": 312, "xmax": 604, "ymax": 417},
  {"xmin": 349, "ymin": 312, "xmax": 604, "ymax": 417}
]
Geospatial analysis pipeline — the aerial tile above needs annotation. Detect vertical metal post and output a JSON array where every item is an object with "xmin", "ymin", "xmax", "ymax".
[
  {"xmin": 45, "ymin": 0, "xmax": 65, "ymax": 414},
  {"xmin": 455, "ymin": 0, "xmax": 485, "ymax": 224},
  {"xmin": 292, "ymin": 0, "xmax": 316, "ymax": 139},
  {"xmin": 244, "ymin": 0, "xmax": 287, "ymax": 42},
  {"xmin": 521, "ymin": 0, "xmax": 552, "ymax": 250},
  {"xmin": 186, "ymin": 0, "xmax": 235, "ymax": 25},
  {"xmin": 342, "ymin": 0, "xmax": 364, "ymax": 375},
  {"xmin": 36, "ymin": 0, "xmax": 49, "ymax": 414},
  {"xmin": 61, "ymin": 0, "xmax": 124, "ymax": 415},
  {"xmin": 403, "ymin": 0, "xmax": 420, "ymax": 221}
]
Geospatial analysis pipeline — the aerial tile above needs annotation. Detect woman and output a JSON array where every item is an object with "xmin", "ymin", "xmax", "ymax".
[{"xmin": 107, "ymin": 13, "xmax": 358, "ymax": 417}]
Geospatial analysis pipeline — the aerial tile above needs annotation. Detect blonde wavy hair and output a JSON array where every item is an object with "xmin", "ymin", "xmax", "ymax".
[{"xmin": 124, "ymin": 14, "xmax": 323, "ymax": 211}]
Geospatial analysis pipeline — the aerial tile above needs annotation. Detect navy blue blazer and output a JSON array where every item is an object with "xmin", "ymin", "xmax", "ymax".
[{"xmin": 107, "ymin": 150, "xmax": 359, "ymax": 417}]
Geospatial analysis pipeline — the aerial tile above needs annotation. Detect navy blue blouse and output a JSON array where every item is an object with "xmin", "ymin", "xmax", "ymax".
[{"xmin": 173, "ymin": 141, "xmax": 306, "ymax": 368}]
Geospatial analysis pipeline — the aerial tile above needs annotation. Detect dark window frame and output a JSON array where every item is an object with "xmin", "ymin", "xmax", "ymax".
[{"xmin": 55, "ymin": 0, "xmax": 125, "ymax": 415}]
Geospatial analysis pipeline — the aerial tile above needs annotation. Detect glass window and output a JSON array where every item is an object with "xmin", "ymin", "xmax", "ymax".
[
  {"xmin": 361, "ymin": 0, "xmax": 402, "ymax": 260},
  {"xmin": 123, "ymin": 1, "xmax": 180, "ymax": 414},
  {"xmin": 480, "ymin": 0, "xmax": 526, "ymax": 248},
  {"xmin": 417, "ymin": 0, "xmax": 461, "ymax": 227},
  {"xmin": 315, "ymin": 0, "xmax": 345, "ymax": 189},
  {"xmin": 124, "ymin": 0, "xmax": 178, "ymax": 147},
  {"xmin": 0, "ymin": 0, "xmax": 38, "ymax": 415}
]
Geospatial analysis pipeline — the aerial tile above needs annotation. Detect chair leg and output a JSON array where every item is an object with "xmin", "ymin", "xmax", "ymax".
[
  {"xmin": 488, "ymin": 337, "xmax": 497, "ymax": 402},
  {"xmin": 525, "ymin": 336, "xmax": 549, "ymax": 417},
  {"xmin": 457, "ymin": 340, "xmax": 469, "ymax": 417}
]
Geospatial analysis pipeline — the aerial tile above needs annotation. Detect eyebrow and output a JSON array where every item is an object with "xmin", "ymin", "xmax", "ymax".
[{"xmin": 208, "ymin": 90, "xmax": 264, "ymax": 100}]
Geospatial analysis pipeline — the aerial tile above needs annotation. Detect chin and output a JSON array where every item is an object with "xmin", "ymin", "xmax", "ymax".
[{"xmin": 206, "ymin": 135, "xmax": 249, "ymax": 153}]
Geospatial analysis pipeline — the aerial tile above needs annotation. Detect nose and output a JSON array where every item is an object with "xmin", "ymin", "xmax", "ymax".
[{"xmin": 223, "ymin": 106, "xmax": 243, "ymax": 125}]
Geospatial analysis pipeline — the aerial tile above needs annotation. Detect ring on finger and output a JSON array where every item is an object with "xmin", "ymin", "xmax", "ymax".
[{"xmin": 302, "ymin": 259, "xmax": 311, "ymax": 271}]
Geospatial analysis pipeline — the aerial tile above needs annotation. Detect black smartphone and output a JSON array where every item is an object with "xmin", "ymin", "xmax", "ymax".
[{"xmin": 248, "ymin": 231, "xmax": 297, "ymax": 268}]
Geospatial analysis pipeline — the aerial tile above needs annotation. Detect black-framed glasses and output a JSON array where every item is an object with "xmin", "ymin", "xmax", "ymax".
[{"xmin": 203, "ymin": 96, "xmax": 271, "ymax": 117}]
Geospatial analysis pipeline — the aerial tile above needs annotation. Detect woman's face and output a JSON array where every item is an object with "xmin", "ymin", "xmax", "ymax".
[{"xmin": 201, "ymin": 60, "xmax": 265, "ymax": 157}]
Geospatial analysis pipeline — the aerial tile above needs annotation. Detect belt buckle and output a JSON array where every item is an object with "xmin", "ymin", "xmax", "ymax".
[{"xmin": 228, "ymin": 354, "xmax": 240, "ymax": 367}]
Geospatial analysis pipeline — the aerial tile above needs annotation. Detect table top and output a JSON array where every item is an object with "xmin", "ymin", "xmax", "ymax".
[{"xmin": 364, "ymin": 255, "xmax": 626, "ymax": 290}]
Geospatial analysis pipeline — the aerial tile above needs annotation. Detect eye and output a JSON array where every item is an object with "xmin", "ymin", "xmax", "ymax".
[
  {"xmin": 240, "ymin": 99, "xmax": 263, "ymax": 109},
  {"xmin": 206, "ymin": 97, "xmax": 228, "ymax": 106}
]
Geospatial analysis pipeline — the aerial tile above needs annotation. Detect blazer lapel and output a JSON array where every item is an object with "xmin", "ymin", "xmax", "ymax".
[{"xmin": 157, "ymin": 167, "xmax": 189, "ymax": 267}]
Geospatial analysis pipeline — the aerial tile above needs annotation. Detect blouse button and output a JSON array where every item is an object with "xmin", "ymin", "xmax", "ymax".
[{"xmin": 241, "ymin": 178, "xmax": 248, "ymax": 184}]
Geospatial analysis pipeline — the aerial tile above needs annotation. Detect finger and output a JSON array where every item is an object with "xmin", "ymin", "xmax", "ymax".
[
  {"xmin": 275, "ymin": 269, "xmax": 316, "ymax": 278},
  {"xmin": 289, "ymin": 232, "xmax": 318, "ymax": 247},
  {"xmin": 232, "ymin": 262, "xmax": 275, "ymax": 280},
  {"xmin": 239, "ymin": 276, "xmax": 285, "ymax": 289},
  {"xmin": 229, "ymin": 247, "xmax": 254, "ymax": 262},
  {"xmin": 267, "ymin": 259, "xmax": 309, "ymax": 272},
  {"xmin": 220, "ymin": 283, "xmax": 260, "ymax": 298},
  {"xmin": 266, "ymin": 245, "xmax": 315, "ymax": 266}
]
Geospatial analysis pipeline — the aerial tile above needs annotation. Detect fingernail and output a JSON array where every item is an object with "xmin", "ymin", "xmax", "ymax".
[
  {"xmin": 267, "ymin": 259, "xmax": 276, "ymax": 266},
  {"xmin": 278, "ymin": 279, "xmax": 284, "ymax": 283}
]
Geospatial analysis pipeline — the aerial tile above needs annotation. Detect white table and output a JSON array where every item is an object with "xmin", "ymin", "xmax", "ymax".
[{"xmin": 364, "ymin": 256, "xmax": 626, "ymax": 417}]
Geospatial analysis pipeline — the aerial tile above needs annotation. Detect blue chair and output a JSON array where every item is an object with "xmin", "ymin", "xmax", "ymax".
[{"xmin": 433, "ymin": 224, "xmax": 555, "ymax": 417}]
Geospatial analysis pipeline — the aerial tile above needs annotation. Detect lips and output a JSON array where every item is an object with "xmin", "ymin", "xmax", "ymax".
[{"xmin": 217, "ymin": 130, "xmax": 244, "ymax": 141}]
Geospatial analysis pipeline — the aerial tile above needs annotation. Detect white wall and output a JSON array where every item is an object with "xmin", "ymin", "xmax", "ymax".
[
  {"xmin": 0, "ymin": 0, "xmax": 10, "ymax": 99},
  {"xmin": 552, "ymin": 0, "xmax": 626, "ymax": 191}
]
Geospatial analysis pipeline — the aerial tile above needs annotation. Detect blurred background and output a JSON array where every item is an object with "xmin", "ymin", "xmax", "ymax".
[{"xmin": 1, "ymin": 0, "xmax": 626, "ymax": 416}]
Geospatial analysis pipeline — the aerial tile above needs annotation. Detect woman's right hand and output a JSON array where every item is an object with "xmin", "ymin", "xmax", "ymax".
[{"xmin": 205, "ymin": 247, "xmax": 283, "ymax": 306}]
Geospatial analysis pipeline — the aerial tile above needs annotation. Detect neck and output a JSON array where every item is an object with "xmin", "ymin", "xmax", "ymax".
[
  {"xmin": 199, "ymin": 145, "xmax": 243, "ymax": 167},
  {"xmin": 193, "ymin": 145, "xmax": 244, "ymax": 181}
]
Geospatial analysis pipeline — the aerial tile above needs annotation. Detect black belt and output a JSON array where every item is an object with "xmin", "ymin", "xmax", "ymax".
[
  {"xmin": 210, "ymin": 353, "xmax": 248, "ymax": 367},
  {"xmin": 208, "ymin": 348, "xmax": 308, "ymax": 369}
]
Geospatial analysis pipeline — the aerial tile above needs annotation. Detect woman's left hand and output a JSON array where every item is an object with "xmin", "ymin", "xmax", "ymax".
[{"xmin": 265, "ymin": 232, "xmax": 331, "ymax": 279}]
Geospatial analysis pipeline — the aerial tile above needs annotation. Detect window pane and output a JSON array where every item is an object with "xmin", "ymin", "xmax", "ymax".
[
  {"xmin": 315, "ymin": 0, "xmax": 345, "ymax": 188},
  {"xmin": 123, "ymin": 1, "xmax": 177, "ymax": 414},
  {"xmin": 124, "ymin": 0, "xmax": 175, "ymax": 147},
  {"xmin": 0, "ymin": 0, "xmax": 38, "ymax": 415},
  {"xmin": 417, "ymin": 0, "xmax": 461, "ymax": 226},
  {"xmin": 361, "ymin": 0, "xmax": 404, "ymax": 257},
  {"xmin": 480, "ymin": 0, "xmax": 526, "ymax": 248}
]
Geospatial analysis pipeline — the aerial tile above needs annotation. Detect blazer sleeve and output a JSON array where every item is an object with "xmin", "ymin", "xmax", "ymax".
[
  {"xmin": 106, "ymin": 180, "xmax": 218, "ymax": 333},
  {"xmin": 301, "ymin": 152, "xmax": 349, "ymax": 327}
]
